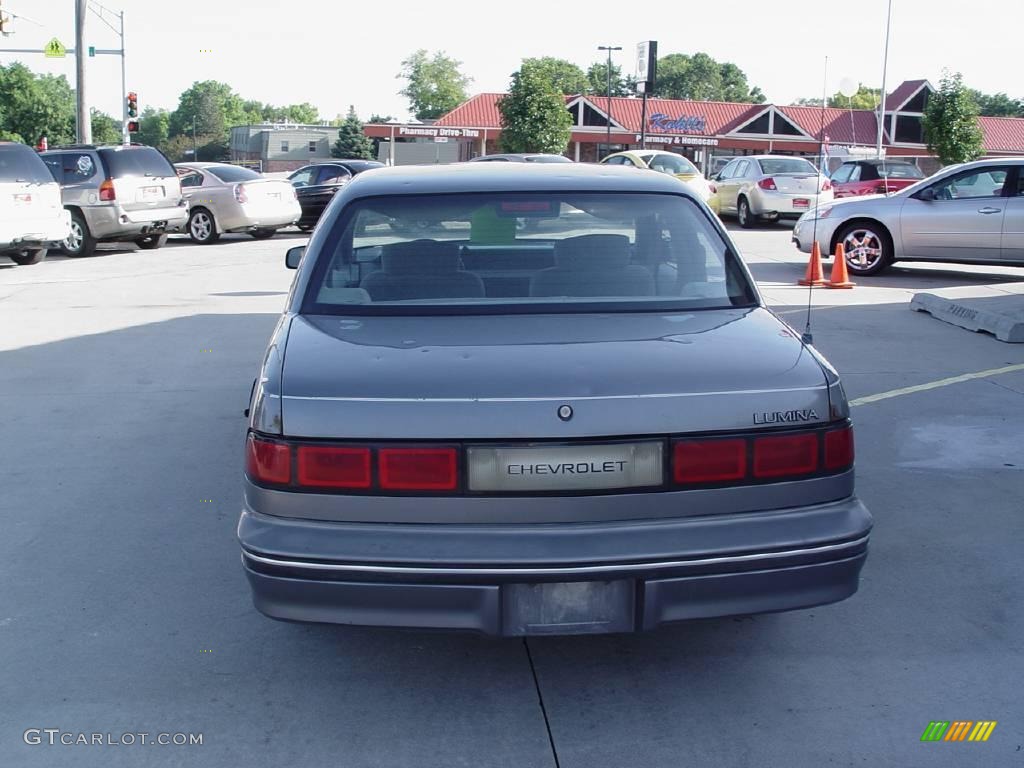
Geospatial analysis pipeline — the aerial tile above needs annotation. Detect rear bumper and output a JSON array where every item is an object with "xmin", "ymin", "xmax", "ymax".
[
  {"xmin": 751, "ymin": 190, "xmax": 832, "ymax": 218},
  {"xmin": 84, "ymin": 203, "xmax": 188, "ymax": 239},
  {"xmin": 0, "ymin": 210, "xmax": 71, "ymax": 250},
  {"xmin": 218, "ymin": 200, "xmax": 301, "ymax": 232},
  {"xmin": 238, "ymin": 496, "xmax": 872, "ymax": 635}
]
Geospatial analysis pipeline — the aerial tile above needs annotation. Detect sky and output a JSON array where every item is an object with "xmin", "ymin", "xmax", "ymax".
[{"xmin": 5, "ymin": 0, "xmax": 1022, "ymax": 123}]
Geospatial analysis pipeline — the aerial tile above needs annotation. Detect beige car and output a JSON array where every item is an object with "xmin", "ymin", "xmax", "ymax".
[
  {"xmin": 713, "ymin": 155, "xmax": 833, "ymax": 228},
  {"xmin": 174, "ymin": 163, "xmax": 301, "ymax": 244},
  {"xmin": 600, "ymin": 150, "xmax": 713, "ymax": 203}
]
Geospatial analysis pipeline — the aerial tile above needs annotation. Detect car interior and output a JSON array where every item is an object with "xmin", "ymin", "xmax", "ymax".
[{"xmin": 313, "ymin": 197, "xmax": 754, "ymax": 308}]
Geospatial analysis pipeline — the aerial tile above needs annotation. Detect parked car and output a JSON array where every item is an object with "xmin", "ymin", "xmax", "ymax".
[
  {"xmin": 830, "ymin": 159, "xmax": 925, "ymax": 198},
  {"xmin": 713, "ymin": 155, "xmax": 833, "ymax": 228},
  {"xmin": 173, "ymin": 162, "xmax": 300, "ymax": 244},
  {"xmin": 288, "ymin": 160, "xmax": 385, "ymax": 231},
  {"xmin": 238, "ymin": 162, "xmax": 871, "ymax": 636},
  {"xmin": 0, "ymin": 141, "xmax": 70, "ymax": 265},
  {"xmin": 600, "ymin": 149, "xmax": 712, "ymax": 203},
  {"xmin": 707, "ymin": 155, "xmax": 736, "ymax": 180},
  {"xmin": 469, "ymin": 153, "xmax": 573, "ymax": 163},
  {"xmin": 793, "ymin": 157, "xmax": 1024, "ymax": 276},
  {"xmin": 39, "ymin": 143, "xmax": 187, "ymax": 257}
]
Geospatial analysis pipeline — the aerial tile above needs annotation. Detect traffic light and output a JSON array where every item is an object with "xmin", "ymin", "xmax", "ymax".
[
  {"xmin": 126, "ymin": 120, "xmax": 140, "ymax": 134},
  {"xmin": 126, "ymin": 91, "xmax": 138, "ymax": 119}
]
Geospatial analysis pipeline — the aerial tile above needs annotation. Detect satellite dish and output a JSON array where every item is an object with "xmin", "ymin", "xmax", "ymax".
[{"xmin": 838, "ymin": 78, "xmax": 858, "ymax": 98}]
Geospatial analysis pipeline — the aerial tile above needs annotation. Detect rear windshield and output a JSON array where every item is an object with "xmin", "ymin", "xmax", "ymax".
[
  {"xmin": 524, "ymin": 155, "xmax": 572, "ymax": 163},
  {"xmin": 758, "ymin": 158, "xmax": 818, "ymax": 176},
  {"xmin": 207, "ymin": 165, "xmax": 261, "ymax": 182},
  {"xmin": 877, "ymin": 163, "xmax": 924, "ymax": 179},
  {"xmin": 98, "ymin": 146, "xmax": 175, "ymax": 178},
  {"xmin": 642, "ymin": 154, "xmax": 698, "ymax": 175},
  {"xmin": 304, "ymin": 192, "xmax": 757, "ymax": 315},
  {"xmin": 0, "ymin": 144, "xmax": 55, "ymax": 184}
]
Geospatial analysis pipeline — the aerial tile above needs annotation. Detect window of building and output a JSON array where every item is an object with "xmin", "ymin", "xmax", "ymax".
[
  {"xmin": 894, "ymin": 115, "xmax": 923, "ymax": 144},
  {"xmin": 568, "ymin": 103, "xmax": 581, "ymax": 125},
  {"xmin": 903, "ymin": 89, "xmax": 929, "ymax": 113},
  {"xmin": 737, "ymin": 112, "xmax": 771, "ymax": 134},
  {"xmin": 281, "ymin": 141, "xmax": 289, "ymax": 152},
  {"xmin": 772, "ymin": 113, "xmax": 804, "ymax": 136},
  {"xmin": 583, "ymin": 103, "xmax": 610, "ymax": 127},
  {"xmin": 309, "ymin": 140, "xmax": 317, "ymax": 152}
]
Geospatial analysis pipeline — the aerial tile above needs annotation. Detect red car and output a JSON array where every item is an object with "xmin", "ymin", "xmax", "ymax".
[{"xmin": 829, "ymin": 159, "xmax": 925, "ymax": 198}]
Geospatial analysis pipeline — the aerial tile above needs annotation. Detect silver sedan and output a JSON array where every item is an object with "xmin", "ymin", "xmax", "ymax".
[
  {"xmin": 793, "ymin": 157, "xmax": 1024, "ymax": 276},
  {"xmin": 173, "ymin": 162, "xmax": 301, "ymax": 244},
  {"xmin": 715, "ymin": 155, "xmax": 833, "ymax": 228},
  {"xmin": 237, "ymin": 163, "xmax": 871, "ymax": 636}
]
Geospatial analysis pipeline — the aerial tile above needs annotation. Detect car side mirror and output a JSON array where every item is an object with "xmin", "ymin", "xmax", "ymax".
[
  {"xmin": 285, "ymin": 245, "xmax": 305, "ymax": 269},
  {"xmin": 916, "ymin": 187, "xmax": 937, "ymax": 201}
]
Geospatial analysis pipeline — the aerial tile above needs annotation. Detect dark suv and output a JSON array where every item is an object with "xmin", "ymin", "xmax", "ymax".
[{"xmin": 40, "ymin": 144, "xmax": 188, "ymax": 257}]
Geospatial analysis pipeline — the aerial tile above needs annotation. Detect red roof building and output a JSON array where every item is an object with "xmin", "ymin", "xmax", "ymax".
[{"xmin": 363, "ymin": 80, "xmax": 1024, "ymax": 172}]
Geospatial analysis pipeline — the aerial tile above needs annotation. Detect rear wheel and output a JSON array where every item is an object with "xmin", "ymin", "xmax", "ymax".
[
  {"xmin": 61, "ymin": 211, "xmax": 97, "ymax": 257},
  {"xmin": 188, "ymin": 208, "xmax": 219, "ymax": 244},
  {"xmin": 135, "ymin": 234, "xmax": 167, "ymax": 250},
  {"xmin": 251, "ymin": 228, "xmax": 276, "ymax": 239},
  {"xmin": 296, "ymin": 223, "xmax": 313, "ymax": 233},
  {"xmin": 737, "ymin": 197, "xmax": 756, "ymax": 229},
  {"xmin": 9, "ymin": 248, "xmax": 46, "ymax": 265},
  {"xmin": 835, "ymin": 222, "xmax": 893, "ymax": 276}
]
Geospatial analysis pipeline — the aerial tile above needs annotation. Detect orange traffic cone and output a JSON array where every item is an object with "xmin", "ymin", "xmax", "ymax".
[
  {"xmin": 798, "ymin": 241, "xmax": 826, "ymax": 286},
  {"xmin": 826, "ymin": 243, "xmax": 856, "ymax": 289}
]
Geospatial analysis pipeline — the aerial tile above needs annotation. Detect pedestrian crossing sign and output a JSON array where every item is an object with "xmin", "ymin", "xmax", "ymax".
[{"xmin": 44, "ymin": 38, "xmax": 66, "ymax": 58}]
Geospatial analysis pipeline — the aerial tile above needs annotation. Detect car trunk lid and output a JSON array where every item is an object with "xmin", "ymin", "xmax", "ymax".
[
  {"xmin": 772, "ymin": 174, "xmax": 824, "ymax": 194},
  {"xmin": 279, "ymin": 308, "xmax": 831, "ymax": 439},
  {"xmin": 99, "ymin": 147, "xmax": 181, "ymax": 211}
]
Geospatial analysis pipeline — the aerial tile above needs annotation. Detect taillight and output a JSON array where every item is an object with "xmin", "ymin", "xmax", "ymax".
[
  {"xmin": 824, "ymin": 425, "xmax": 855, "ymax": 471},
  {"xmin": 297, "ymin": 446, "xmax": 371, "ymax": 489},
  {"xmin": 99, "ymin": 179, "xmax": 116, "ymax": 201},
  {"xmin": 757, "ymin": 177, "xmax": 777, "ymax": 190},
  {"xmin": 673, "ymin": 439, "xmax": 746, "ymax": 484},
  {"xmin": 753, "ymin": 433, "xmax": 819, "ymax": 479},
  {"xmin": 234, "ymin": 184, "xmax": 248, "ymax": 203},
  {"xmin": 708, "ymin": 182, "xmax": 717, "ymax": 194},
  {"xmin": 379, "ymin": 448, "xmax": 458, "ymax": 491},
  {"xmin": 246, "ymin": 434, "xmax": 290, "ymax": 485}
]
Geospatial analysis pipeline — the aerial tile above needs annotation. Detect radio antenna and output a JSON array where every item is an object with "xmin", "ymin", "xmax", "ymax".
[{"xmin": 804, "ymin": 55, "xmax": 829, "ymax": 345}]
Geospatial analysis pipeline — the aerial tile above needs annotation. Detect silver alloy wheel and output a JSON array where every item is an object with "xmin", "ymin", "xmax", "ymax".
[
  {"xmin": 190, "ymin": 211, "xmax": 213, "ymax": 241},
  {"xmin": 64, "ymin": 219, "xmax": 84, "ymax": 252},
  {"xmin": 738, "ymin": 199, "xmax": 751, "ymax": 227},
  {"xmin": 842, "ymin": 228, "xmax": 884, "ymax": 271}
]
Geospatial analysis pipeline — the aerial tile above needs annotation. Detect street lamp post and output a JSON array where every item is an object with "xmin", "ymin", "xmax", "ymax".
[
  {"xmin": 875, "ymin": 0, "xmax": 893, "ymax": 159},
  {"xmin": 598, "ymin": 45, "xmax": 621, "ymax": 159}
]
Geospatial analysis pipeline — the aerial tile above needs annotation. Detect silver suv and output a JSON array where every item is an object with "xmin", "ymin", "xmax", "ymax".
[{"xmin": 40, "ymin": 144, "xmax": 188, "ymax": 257}]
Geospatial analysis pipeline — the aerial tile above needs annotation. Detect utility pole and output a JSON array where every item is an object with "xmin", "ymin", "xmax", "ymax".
[
  {"xmin": 875, "ymin": 0, "xmax": 893, "ymax": 159},
  {"xmin": 598, "ymin": 45, "xmax": 621, "ymax": 159},
  {"xmin": 75, "ymin": 0, "xmax": 91, "ymax": 143},
  {"xmin": 193, "ymin": 115, "xmax": 198, "ymax": 161}
]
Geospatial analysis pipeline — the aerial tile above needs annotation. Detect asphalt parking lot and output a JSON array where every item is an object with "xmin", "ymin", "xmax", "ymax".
[{"xmin": 1, "ymin": 227, "xmax": 1022, "ymax": 767}]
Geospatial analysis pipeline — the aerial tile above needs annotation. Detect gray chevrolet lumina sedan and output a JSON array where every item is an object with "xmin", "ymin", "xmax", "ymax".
[{"xmin": 239, "ymin": 162, "xmax": 872, "ymax": 636}]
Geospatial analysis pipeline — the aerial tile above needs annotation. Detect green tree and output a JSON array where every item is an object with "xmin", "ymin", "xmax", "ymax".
[
  {"xmin": 720, "ymin": 62, "xmax": 765, "ymax": 103},
  {"xmin": 90, "ymin": 109, "xmax": 121, "ymax": 144},
  {"xmin": 521, "ymin": 57, "xmax": 589, "ymax": 95},
  {"xmin": 332, "ymin": 106, "xmax": 373, "ymax": 159},
  {"xmin": 398, "ymin": 49, "xmax": 471, "ymax": 120},
  {"xmin": 0, "ymin": 64, "xmax": 75, "ymax": 145},
  {"xmin": 498, "ymin": 62, "xmax": 573, "ymax": 154},
  {"xmin": 586, "ymin": 61, "xmax": 633, "ymax": 97},
  {"xmin": 968, "ymin": 89, "xmax": 1022, "ymax": 117},
  {"xmin": 653, "ymin": 53, "xmax": 763, "ymax": 103},
  {"xmin": 137, "ymin": 106, "xmax": 170, "ymax": 149},
  {"xmin": 923, "ymin": 71, "xmax": 984, "ymax": 166},
  {"xmin": 169, "ymin": 80, "xmax": 245, "ymax": 139}
]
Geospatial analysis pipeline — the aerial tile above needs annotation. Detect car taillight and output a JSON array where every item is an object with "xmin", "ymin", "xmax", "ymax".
[
  {"xmin": 99, "ymin": 179, "xmax": 116, "ymax": 201},
  {"xmin": 753, "ymin": 433, "xmax": 819, "ymax": 479},
  {"xmin": 673, "ymin": 439, "xmax": 746, "ymax": 484},
  {"xmin": 708, "ymin": 182, "xmax": 717, "ymax": 194},
  {"xmin": 824, "ymin": 425, "xmax": 855, "ymax": 471},
  {"xmin": 379, "ymin": 448, "xmax": 458, "ymax": 491},
  {"xmin": 246, "ymin": 434, "xmax": 290, "ymax": 485},
  {"xmin": 297, "ymin": 446, "xmax": 371, "ymax": 489},
  {"xmin": 757, "ymin": 177, "xmax": 777, "ymax": 190},
  {"xmin": 234, "ymin": 184, "xmax": 248, "ymax": 203}
]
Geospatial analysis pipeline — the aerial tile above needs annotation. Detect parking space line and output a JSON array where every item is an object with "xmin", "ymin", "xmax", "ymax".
[{"xmin": 849, "ymin": 363, "xmax": 1024, "ymax": 407}]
